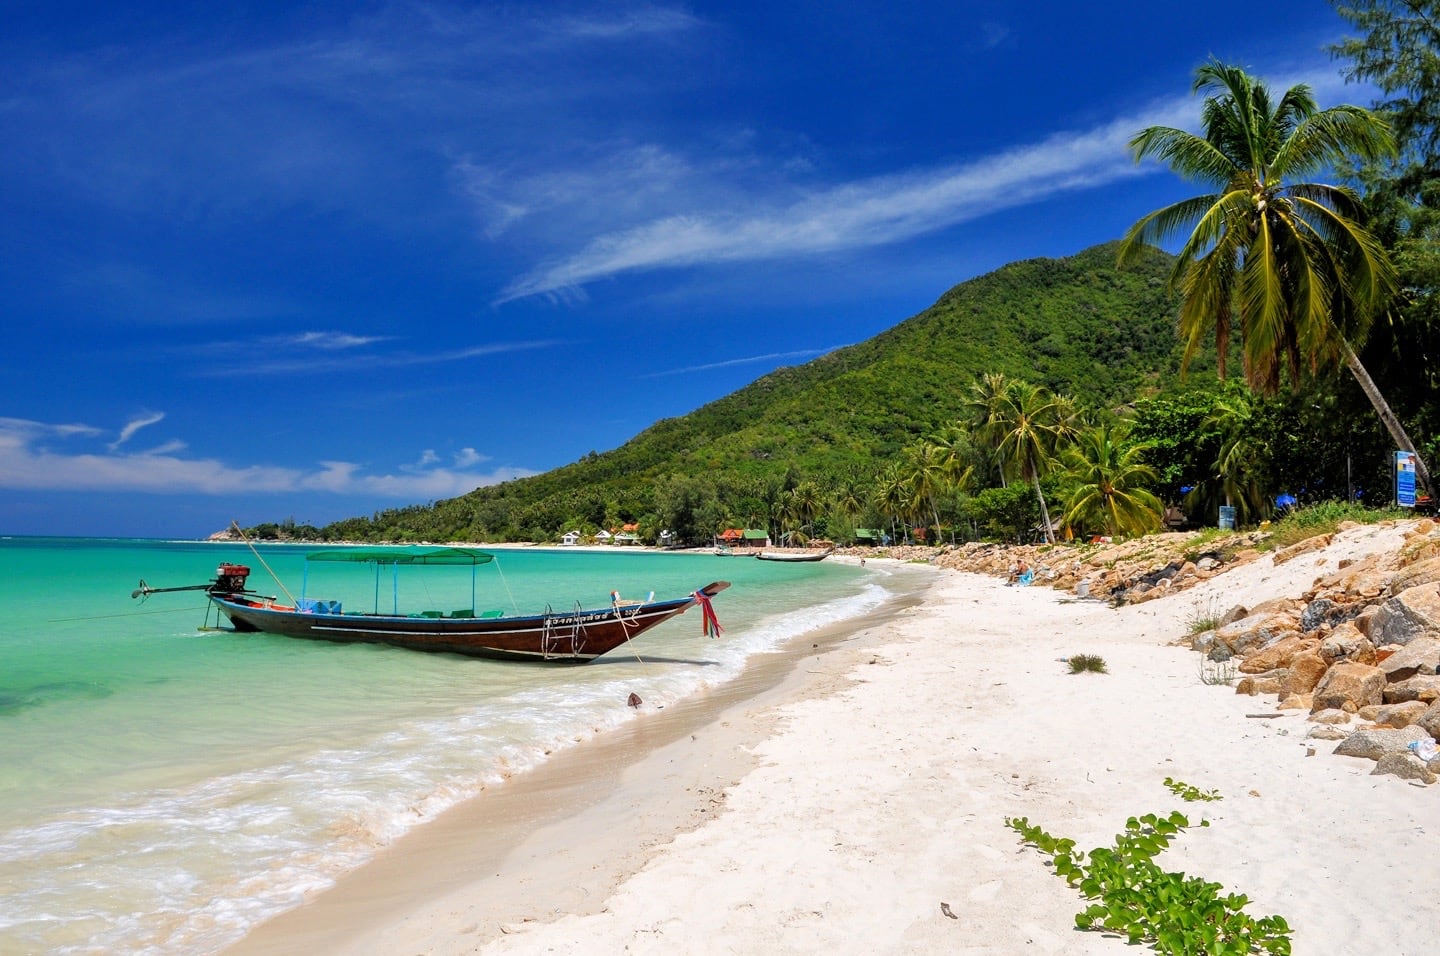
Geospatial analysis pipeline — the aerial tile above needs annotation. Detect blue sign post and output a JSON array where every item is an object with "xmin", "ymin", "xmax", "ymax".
[{"xmin": 1396, "ymin": 451, "xmax": 1418, "ymax": 508}]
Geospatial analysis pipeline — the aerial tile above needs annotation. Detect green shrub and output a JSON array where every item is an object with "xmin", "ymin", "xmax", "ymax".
[
  {"xmin": 1067, "ymin": 654, "xmax": 1108, "ymax": 674},
  {"xmin": 1261, "ymin": 500, "xmax": 1402, "ymax": 551}
]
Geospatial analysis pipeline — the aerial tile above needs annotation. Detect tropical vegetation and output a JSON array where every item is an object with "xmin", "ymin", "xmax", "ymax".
[
  {"xmin": 1118, "ymin": 58, "xmax": 1432, "ymax": 498},
  {"xmin": 252, "ymin": 13, "xmax": 1440, "ymax": 548}
]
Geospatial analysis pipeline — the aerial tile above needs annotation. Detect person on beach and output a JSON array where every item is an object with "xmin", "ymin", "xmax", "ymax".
[{"xmin": 1007, "ymin": 559, "xmax": 1032, "ymax": 586}]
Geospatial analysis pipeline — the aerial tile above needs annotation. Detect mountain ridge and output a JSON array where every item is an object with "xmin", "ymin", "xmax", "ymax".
[{"xmin": 307, "ymin": 240, "xmax": 1199, "ymax": 542}]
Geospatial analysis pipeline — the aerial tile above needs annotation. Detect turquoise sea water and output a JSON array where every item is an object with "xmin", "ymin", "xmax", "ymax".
[{"xmin": 0, "ymin": 537, "xmax": 917, "ymax": 954}]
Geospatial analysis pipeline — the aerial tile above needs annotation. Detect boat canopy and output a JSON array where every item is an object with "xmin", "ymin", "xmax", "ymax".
[{"xmin": 305, "ymin": 547, "xmax": 495, "ymax": 566}]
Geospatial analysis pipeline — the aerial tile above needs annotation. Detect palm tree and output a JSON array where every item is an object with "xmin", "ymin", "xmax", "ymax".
[
  {"xmin": 927, "ymin": 424, "xmax": 976, "ymax": 489},
  {"xmin": 873, "ymin": 462, "xmax": 914, "ymax": 544},
  {"xmin": 895, "ymin": 427, "xmax": 976, "ymax": 543},
  {"xmin": 901, "ymin": 442, "xmax": 946, "ymax": 543},
  {"xmin": 1061, "ymin": 422, "xmax": 1164, "ymax": 538},
  {"xmin": 964, "ymin": 372, "xmax": 1014, "ymax": 486},
  {"xmin": 1201, "ymin": 388, "xmax": 1273, "ymax": 525},
  {"xmin": 994, "ymin": 382, "xmax": 1073, "ymax": 543},
  {"xmin": 783, "ymin": 481, "xmax": 824, "ymax": 542},
  {"xmin": 831, "ymin": 469, "xmax": 868, "ymax": 523},
  {"xmin": 1118, "ymin": 59, "xmax": 1432, "ymax": 497}
]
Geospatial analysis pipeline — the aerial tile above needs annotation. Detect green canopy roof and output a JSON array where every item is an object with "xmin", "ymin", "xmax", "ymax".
[{"xmin": 305, "ymin": 546, "xmax": 495, "ymax": 565}]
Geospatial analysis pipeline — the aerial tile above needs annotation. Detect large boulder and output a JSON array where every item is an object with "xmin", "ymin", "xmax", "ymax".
[
  {"xmin": 1281, "ymin": 652, "xmax": 1329, "ymax": 697},
  {"xmin": 1312, "ymin": 661, "xmax": 1387, "ymax": 713},
  {"xmin": 1367, "ymin": 585, "xmax": 1440, "ymax": 647},
  {"xmin": 1417, "ymin": 700, "xmax": 1440, "ymax": 739},
  {"xmin": 1300, "ymin": 597, "xmax": 1356, "ymax": 632},
  {"xmin": 1379, "ymin": 637, "xmax": 1440, "ymax": 682},
  {"xmin": 1383, "ymin": 675, "xmax": 1440, "ymax": 704},
  {"xmin": 1215, "ymin": 610, "xmax": 1302, "ymax": 657},
  {"xmin": 1310, "ymin": 551, "xmax": 1400, "ymax": 603},
  {"xmin": 1318, "ymin": 623, "xmax": 1376, "ymax": 665},
  {"xmin": 1218, "ymin": 604, "xmax": 1249, "ymax": 628},
  {"xmin": 1309, "ymin": 708, "xmax": 1352, "ymax": 725},
  {"xmin": 1239, "ymin": 635, "xmax": 1315, "ymax": 674},
  {"xmin": 1334, "ymin": 724, "xmax": 1432, "ymax": 760},
  {"xmin": 1371, "ymin": 752, "xmax": 1436, "ymax": 784},
  {"xmin": 1357, "ymin": 701, "xmax": 1430, "ymax": 729},
  {"xmin": 1235, "ymin": 672, "xmax": 1287, "ymax": 697},
  {"xmin": 1384, "ymin": 554, "xmax": 1440, "ymax": 596}
]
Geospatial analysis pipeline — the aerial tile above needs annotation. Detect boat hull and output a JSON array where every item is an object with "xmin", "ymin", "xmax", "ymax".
[
  {"xmin": 210, "ymin": 581, "xmax": 729, "ymax": 662},
  {"xmin": 755, "ymin": 549, "xmax": 832, "ymax": 562}
]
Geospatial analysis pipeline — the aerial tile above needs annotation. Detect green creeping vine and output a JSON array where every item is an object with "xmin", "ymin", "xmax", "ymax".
[
  {"xmin": 1005, "ymin": 791, "xmax": 1291, "ymax": 955},
  {"xmin": 1164, "ymin": 776, "xmax": 1223, "ymax": 802}
]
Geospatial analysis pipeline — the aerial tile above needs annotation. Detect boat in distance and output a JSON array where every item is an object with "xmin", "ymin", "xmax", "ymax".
[
  {"xmin": 755, "ymin": 548, "xmax": 833, "ymax": 563},
  {"xmin": 132, "ymin": 547, "xmax": 729, "ymax": 663}
]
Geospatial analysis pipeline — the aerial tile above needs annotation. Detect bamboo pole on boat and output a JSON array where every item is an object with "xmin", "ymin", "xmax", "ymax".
[{"xmin": 231, "ymin": 521, "xmax": 296, "ymax": 604}]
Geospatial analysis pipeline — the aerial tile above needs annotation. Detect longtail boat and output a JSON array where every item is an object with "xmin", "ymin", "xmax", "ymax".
[
  {"xmin": 755, "ymin": 548, "xmax": 833, "ymax": 563},
  {"xmin": 132, "ymin": 547, "xmax": 728, "ymax": 663}
]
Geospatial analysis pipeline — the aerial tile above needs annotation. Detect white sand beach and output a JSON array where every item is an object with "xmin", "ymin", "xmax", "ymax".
[{"xmin": 231, "ymin": 522, "xmax": 1439, "ymax": 956}]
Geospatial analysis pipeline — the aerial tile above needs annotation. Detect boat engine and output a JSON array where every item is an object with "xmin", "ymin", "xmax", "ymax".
[{"xmin": 212, "ymin": 563, "xmax": 252, "ymax": 593}]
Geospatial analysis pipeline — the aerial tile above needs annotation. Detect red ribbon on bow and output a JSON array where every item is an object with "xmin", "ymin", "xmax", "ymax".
[{"xmin": 693, "ymin": 590, "xmax": 723, "ymax": 637}]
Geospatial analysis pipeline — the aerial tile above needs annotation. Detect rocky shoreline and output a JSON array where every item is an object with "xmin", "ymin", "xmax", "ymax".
[{"xmin": 843, "ymin": 519, "xmax": 1440, "ymax": 786}]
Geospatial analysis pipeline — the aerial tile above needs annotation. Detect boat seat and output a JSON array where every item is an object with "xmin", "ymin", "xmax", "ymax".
[
  {"xmin": 450, "ymin": 609, "xmax": 475, "ymax": 618},
  {"xmin": 479, "ymin": 609, "xmax": 505, "ymax": 619},
  {"xmin": 420, "ymin": 610, "xmax": 444, "ymax": 619}
]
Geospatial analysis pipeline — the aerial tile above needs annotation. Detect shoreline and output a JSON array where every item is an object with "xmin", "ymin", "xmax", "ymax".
[
  {"xmin": 227, "ymin": 563, "xmax": 935, "ymax": 953},
  {"xmin": 231, "ymin": 525, "xmax": 1440, "ymax": 955}
]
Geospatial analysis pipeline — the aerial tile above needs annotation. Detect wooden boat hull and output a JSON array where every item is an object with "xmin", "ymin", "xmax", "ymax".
[
  {"xmin": 755, "ymin": 549, "xmax": 833, "ymax": 562},
  {"xmin": 210, "ymin": 581, "xmax": 730, "ymax": 663}
]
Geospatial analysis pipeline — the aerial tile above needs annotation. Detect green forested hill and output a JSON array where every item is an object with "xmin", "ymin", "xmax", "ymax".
[{"xmin": 315, "ymin": 241, "xmax": 1200, "ymax": 542}]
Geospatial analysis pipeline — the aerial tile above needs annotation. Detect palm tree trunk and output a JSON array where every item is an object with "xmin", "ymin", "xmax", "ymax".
[
  {"xmin": 1032, "ymin": 473, "xmax": 1055, "ymax": 544},
  {"xmin": 1341, "ymin": 341, "xmax": 1434, "ymax": 500}
]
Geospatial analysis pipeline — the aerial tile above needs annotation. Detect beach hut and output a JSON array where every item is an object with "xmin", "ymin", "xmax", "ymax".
[
  {"xmin": 560, "ymin": 530, "xmax": 582, "ymax": 546},
  {"xmin": 595, "ymin": 529, "xmax": 613, "ymax": 544}
]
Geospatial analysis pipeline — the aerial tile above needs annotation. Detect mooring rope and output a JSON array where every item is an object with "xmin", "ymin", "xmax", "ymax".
[
  {"xmin": 231, "ymin": 521, "xmax": 296, "ymax": 604},
  {"xmin": 491, "ymin": 556, "xmax": 521, "ymax": 615}
]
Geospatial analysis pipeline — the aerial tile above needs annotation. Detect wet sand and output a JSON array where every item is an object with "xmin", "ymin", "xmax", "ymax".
[{"xmin": 228, "ymin": 574, "xmax": 933, "ymax": 954}]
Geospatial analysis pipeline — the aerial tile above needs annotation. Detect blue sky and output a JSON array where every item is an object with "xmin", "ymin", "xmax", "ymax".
[{"xmin": 1, "ymin": 1, "xmax": 1362, "ymax": 537}]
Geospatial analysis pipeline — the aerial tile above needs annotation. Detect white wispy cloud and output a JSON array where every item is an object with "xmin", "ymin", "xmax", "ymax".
[
  {"xmin": 0, "ymin": 417, "xmax": 533, "ymax": 498},
  {"xmin": 644, "ymin": 347, "xmax": 845, "ymax": 378},
  {"xmin": 555, "ymin": 7, "xmax": 704, "ymax": 41},
  {"xmin": 497, "ymin": 103, "xmax": 1194, "ymax": 302},
  {"xmin": 189, "ymin": 338, "xmax": 562, "ymax": 377},
  {"xmin": 492, "ymin": 65, "xmax": 1365, "ymax": 304},
  {"xmin": 109, "ymin": 412, "xmax": 165, "ymax": 451},
  {"xmin": 291, "ymin": 331, "xmax": 392, "ymax": 350}
]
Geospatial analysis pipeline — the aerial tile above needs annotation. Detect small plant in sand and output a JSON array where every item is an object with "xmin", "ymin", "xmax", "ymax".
[
  {"xmin": 1067, "ymin": 653, "xmax": 1108, "ymax": 674},
  {"xmin": 1006, "ymin": 786, "xmax": 1291, "ymax": 955},
  {"xmin": 1198, "ymin": 656, "xmax": 1237, "ymax": 687},
  {"xmin": 1186, "ymin": 596, "xmax": 1224, "ymax": 635},
  {"xmin": 1164, "ymin": 777, "xmax": 1223, "ymax": 802}
]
